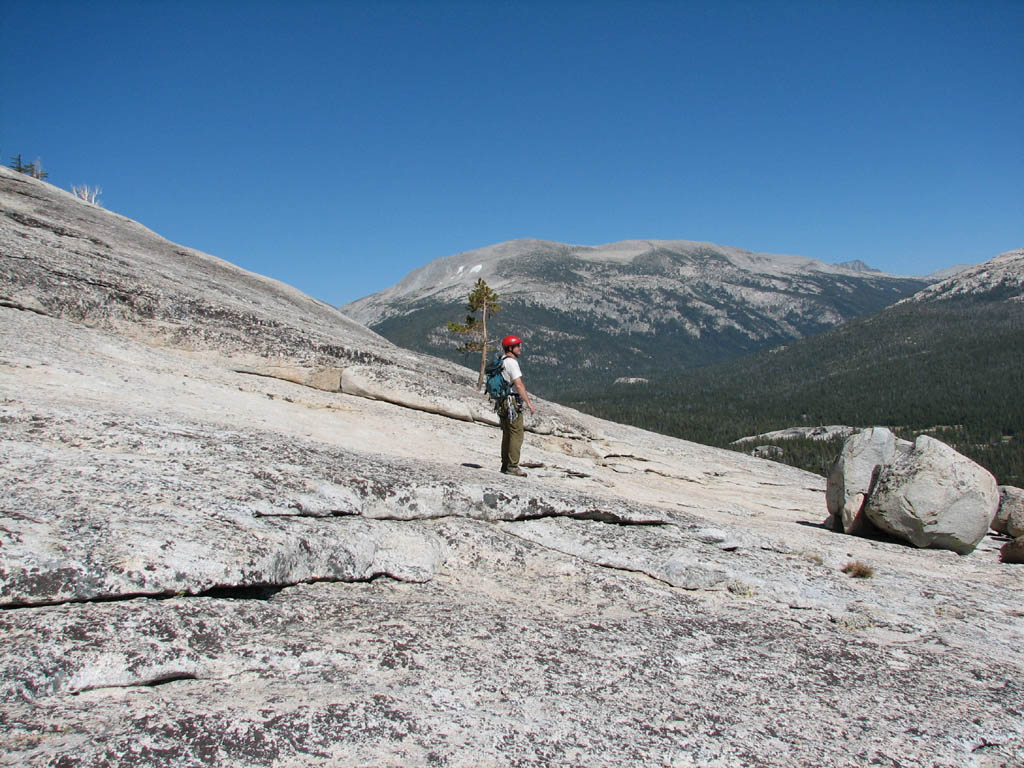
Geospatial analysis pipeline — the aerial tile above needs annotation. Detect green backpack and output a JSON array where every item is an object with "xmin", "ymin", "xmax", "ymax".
[{"xmin": 484, "ymin": 355, "xmax": 511, "ymax": 400}]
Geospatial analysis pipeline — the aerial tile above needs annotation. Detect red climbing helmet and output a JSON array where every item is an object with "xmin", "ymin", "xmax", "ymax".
[{"xmin": 501, "ymin": 335, "xmax": 523, "ymax": 350}]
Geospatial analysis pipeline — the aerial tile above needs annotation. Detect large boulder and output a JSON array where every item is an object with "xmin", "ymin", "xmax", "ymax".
[
  {"xmin": 864, "ymin": 435, "xmax": 999, "ymax": 554},
  {"xmin": 993, "ymin": 485, "xmax": 1024, "ymax": 537},
  {"xmin": 825, "ymin": 427, "xmax": 911, "ymax": 534}
]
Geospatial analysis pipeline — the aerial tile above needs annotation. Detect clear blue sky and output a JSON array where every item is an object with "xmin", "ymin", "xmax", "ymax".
[{"xmin": 3, "ymin": 0, "xmax": 1021, "ymax": 305}]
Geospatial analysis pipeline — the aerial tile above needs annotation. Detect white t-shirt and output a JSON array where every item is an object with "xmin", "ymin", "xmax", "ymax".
[{"xmin": 501, "ymin": 355, "xmax": 522, "ymax": 387}]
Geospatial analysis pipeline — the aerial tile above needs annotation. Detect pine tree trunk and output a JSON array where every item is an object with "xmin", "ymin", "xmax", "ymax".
[{"xmin": 476, "ymin": 301, "xmax": 489, "ymax": 389}]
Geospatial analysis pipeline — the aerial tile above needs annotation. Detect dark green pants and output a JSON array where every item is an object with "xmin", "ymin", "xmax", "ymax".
[{"xmin": 500, "ymin": 410, "xmax": 524, "ymax": 471}]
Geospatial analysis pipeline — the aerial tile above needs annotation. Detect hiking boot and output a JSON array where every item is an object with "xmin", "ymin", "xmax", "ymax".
[{"xmin": 503, "ymin": 466, "xmax": 528, "ymax": 477}]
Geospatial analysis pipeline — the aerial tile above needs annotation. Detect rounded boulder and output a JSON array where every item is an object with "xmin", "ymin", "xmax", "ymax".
[{"xmin": 864, "ymin": 435, "xmax": 999, "ymax": 554}]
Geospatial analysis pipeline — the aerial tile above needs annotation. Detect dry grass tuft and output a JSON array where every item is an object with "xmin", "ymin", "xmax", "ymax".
[
  {"xmin": 841, "ymin": 560, "xmax": 875, "ymax": 578},
  {"xmin": 726, "ymin": 580, "xmax": 757, "ymax": 598}
]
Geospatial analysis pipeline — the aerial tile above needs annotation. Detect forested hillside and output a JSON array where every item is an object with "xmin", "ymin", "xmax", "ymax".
[{"xmin": 560, "ymin": 298, "xmax": 1024, "ymax": 485}]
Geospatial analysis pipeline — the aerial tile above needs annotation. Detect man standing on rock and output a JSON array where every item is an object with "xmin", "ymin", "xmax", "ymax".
[{"xmin": 498, "ymin": 335, "xmax": 535, "ymax": 477}]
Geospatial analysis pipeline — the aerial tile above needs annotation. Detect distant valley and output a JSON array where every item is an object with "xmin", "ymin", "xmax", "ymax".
[{"xmin": 566, "ymin": 249, "xmax": 1024, "ymax": 485}]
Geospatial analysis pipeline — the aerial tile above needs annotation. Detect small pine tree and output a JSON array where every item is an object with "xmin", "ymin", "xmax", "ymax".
[
  {"xmin": 448, "ymin": 278, "xmax": 500, "ymax": 389},
  {"xmin": 28, "ymin": 157, "xmax": 48, "ymax": 179},
  {"xmin": 8, "ymin": 154, "xmax": 29, "ymax": 173},
  {"xmin": 7, "ymin": 154, "xmax": 48, "ymax": 179}
]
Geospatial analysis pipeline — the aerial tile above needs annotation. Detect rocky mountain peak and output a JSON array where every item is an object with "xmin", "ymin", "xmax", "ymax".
[
  {"xmin": 347, "ymin": 239, "xmax": 919, "ymax": 325},
  {"xmin": 903, "ymin": 248, "xmax": 1024, "ymax": 304},
  {"xmin": 835, "ymin": 258, "xmax": 879, "ymax": 272}
]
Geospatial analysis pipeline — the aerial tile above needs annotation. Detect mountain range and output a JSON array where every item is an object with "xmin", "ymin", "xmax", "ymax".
[{"xmin": 341, "ymin": 239, "xmax": 932, "ymax": 395}]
